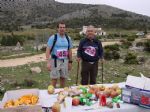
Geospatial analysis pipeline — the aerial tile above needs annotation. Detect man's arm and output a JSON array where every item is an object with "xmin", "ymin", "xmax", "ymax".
[
  {"xmin": 46, "ymin": 35, "xmax": 54, "ymax": 61},
  {"xmin": 46, "ymin": 45, "xmax": 51, "ymax": 62},
  {"xmin": 46, "ymin": 35, "xmax": 55, "ymax": 71}
]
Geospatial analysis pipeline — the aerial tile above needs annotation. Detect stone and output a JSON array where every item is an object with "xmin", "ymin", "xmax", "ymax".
[
  {"xmin": 119, "ymin": 59, "xmax": 124, "ymax": 63},
  {"xmin": 16, "ymin": 86, "xmax": 21, "ymax": 89},
  {"xmin": 14, "ymin": 42, "xmax": 23, "ymax": 51},
  {"xmin": 30, "ymin": 67, "xmax": 41, "ymax": 74}
]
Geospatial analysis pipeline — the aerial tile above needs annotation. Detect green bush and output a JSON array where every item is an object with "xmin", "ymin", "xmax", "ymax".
[
  {"xmin": 0, "ymin": 35, "xmax": 26, "ymax": 46},
  {"xmin": 104, "ymin": 44, "xmax": 120, "ymax": 51},
  {"xmin": 104, "ymin": 44, "xmax": 120, "ymax": 60},
  {"xmin": 113, "ymin": 50, "xmax": 120, "ymax": 59},
  {"xmin": 104, "ymin": 49, "xmax": 120, "ymax": 60},
  {"xmin": 144, "ymin": 40, "xmax": 150, "ymax": 52},
  {"xmin": 126, "ymin": 35, "xmax": 137, "ymax": 41},
  {"xmin": 136, "ymin": 42, "xmax": 144, "ymax": 47},
  {"xmin": 104, "ymin": 49, "xmax": 112, "ymax": 60},
  {"xmin": 121, "ymin": 40, "xmax": 132, "ymax": 49},
  {"xmin": 26, "ymin": 35, "xmax": 35, "ymax": 40},
  {"xmin": 124, "ymin": 53, "xmax": 138, "ymax": 64},
  {"xmin": 74, "ymin": 34, "xmax": 84, "ymax": 40}
]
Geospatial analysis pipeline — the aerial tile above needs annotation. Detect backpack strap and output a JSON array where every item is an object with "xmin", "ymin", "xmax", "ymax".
[
  {"xmin": 65, "ymin": 34, "xmax": 70, "ymax": 50},
  {"xmin": 50, "ymin": 34, "xmax": 57, "ymax": 53},
  {"xmin": 49, "ymin": 34, "xmax": 57, "ymax": 67}
]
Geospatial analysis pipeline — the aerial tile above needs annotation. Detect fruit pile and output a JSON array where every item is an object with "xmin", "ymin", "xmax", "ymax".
[
  {"xmin": 4, "ymin": 94, "xmax": 39, "ymax": 108},
  {"xmin": 49, "ymin": 84, "xmax": 122, "ymax": 108},
  {"xmin": 90, "ymin": 84, "xmax": 122, "ymax": 98}
]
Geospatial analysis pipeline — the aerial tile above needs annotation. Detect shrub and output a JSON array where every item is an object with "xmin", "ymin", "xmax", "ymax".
[
  {"xmin": 104, "ymin": 44, "xmax": 120, "ymax": 51},
  {"xmin": 104, "ymin": 49, "xmax": 112, "ymax": 60},
  {"xmin": 113, "ymin": 50, "xmax": 120, "ymax": 59},
  {"xmin": 96, "ymin": 35, "xmax": 102, "ymax": 39},
  {"xmin": 144, "ymin": 40, "xmax": 150, "ymax": 52},
  {"xmin": 0, "ymin": 86, "xmax": 6, "ymax": 95},
  {"xmin": 104, "ymin": 49, "xmax": 120, "ymax": 60},
  {"xmin": 74, "ymin": 34, "xmax": 84, "ymax": 40},
  {"xmin": 136, "ymin": 42, "xmax": 144, "ymax": 47},
  {"xmin": 0, "ymin": 35, "xmax": 25, "ymax": 46},
  {"xmin": 124, "ymin": 53, "xmax": 138, "ymax": 64},
  {"xmin": 126, "ymin": 35, "xmax": 137, "ymax": 42},
  {"xmin": 121, "ymin": 40, "xmax": 132, "ymax": 49},
  {"xmin": 26, "ymin": 35, "xmax": 35, "ymax": 40}
]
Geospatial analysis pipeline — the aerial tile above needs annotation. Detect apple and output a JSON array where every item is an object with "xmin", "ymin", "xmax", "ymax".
[
  {"xmin": 48, "ymin": 85, "xmax": 55, "ymax": 94},
  {"xmin": 88, "ymin": 89, "xmax": 95, "ymax": 94},
  {"xmin": 116, "ymin": 89, "xmax": 122, "ymax": 95},
  {"xmin": 99, "ymin": 85, "xmax": 105, "ymax": 91},
  {"xmin": 72, "ymin": 98, "xmax": 80, "ymax": 106},
  {"xmin": 110, "ymin": 91, "xmax": 118, "ymax": 98}
]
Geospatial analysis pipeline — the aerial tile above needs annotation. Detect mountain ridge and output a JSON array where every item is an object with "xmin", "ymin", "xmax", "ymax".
[{"xmin": 0, "ymin": 0, "xmax": 150, "ymax": 29}]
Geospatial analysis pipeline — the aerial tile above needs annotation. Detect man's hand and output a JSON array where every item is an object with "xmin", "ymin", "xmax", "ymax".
[
  {"xmin": 47, "ymin": 62, "xmax": 51, "ymax": 71},
  {"xmin": 76, "ymin": 57, "xmax": 81, "ymax": 62},
  {"xmin": 100, "ymin": 58, "xmax": 105, "ymax": 64}
]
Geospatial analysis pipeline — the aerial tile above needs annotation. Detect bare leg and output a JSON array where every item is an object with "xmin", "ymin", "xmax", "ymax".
[
  {"xmin": 60, "ymin": 77, "xmax": 65, "ymax": 88},
  {"xmin": 51, "ymin": 79, "xmax": 57, "ymax": 88}
]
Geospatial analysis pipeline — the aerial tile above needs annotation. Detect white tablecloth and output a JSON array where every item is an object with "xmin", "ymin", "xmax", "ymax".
[{"xmin": 39, "ymin": 82, "xmax": 150, "ymax": 112}]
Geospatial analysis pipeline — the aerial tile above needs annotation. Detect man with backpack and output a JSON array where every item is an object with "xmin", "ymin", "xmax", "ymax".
[
  {"xmin": 77, "ymin": 25, "xmax": 103, "ymax": 85},
  {"xmin": 46, "ymin": 22, "xmax": 73, "ymax": 88}
]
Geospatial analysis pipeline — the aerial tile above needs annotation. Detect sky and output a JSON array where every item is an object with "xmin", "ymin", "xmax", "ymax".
[{"xmin": 56, "ymin": 0, "xmax": 150, "ymax": 17}]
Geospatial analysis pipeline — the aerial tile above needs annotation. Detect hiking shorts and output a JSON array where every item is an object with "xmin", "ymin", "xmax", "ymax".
[{"xmin": 50, "ymin": 59, "xmax": 68, "ymax": 79}]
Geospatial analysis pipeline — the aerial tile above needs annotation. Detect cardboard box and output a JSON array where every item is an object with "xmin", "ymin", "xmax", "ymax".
[
  {"xmin": 121, "ymin": 88, "xmax": 132, "ymax": 103},
  {"xmin": 126, "ymin": 75, "xmax": 150, "ymax": 91},
  {"xmin": 0, "ymin": 89, "xmax": 41, "ymax": 109},
  {"xmin": 121, "ymin": 88, "xmax": 141, "ymax": 105},
  {"xmin": 139, "ymin": 91, "xmax": 150, "ymax": 109},
  {"xmin": 0, "ymin": 105, "xmax": 43, "ymax": 112}
]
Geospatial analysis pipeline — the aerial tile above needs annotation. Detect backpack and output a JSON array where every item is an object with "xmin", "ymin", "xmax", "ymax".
[{"xmin": 50, "ymin": 34, "xmax": 70, "ymax": 53}]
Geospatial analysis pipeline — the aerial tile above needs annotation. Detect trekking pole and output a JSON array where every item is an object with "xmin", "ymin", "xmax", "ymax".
[
  {"xmin": 101, "ymin": 60, "xmax": 104, "ymax": 84},
  {"xmin": 76, "ymin": 61, "xmax": 80, "ymax": 86}
]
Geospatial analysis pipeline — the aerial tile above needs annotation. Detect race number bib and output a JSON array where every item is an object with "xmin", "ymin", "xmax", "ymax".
[
  {"xmin": 56, "ymin": 49, "xmax": 68, "ymax": 59},
  {"xmin": 84, "ymin": 46, "xmax": 96, "ymax": 57}
]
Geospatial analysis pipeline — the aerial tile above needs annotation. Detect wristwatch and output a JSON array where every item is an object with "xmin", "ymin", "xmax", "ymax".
[{"xmin": 69, "ymin": 60, "xmax": 73, "ymax": 63}]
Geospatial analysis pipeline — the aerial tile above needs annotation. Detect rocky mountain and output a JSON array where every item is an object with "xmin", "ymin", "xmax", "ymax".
[{"xmin": 0, "ymin": 0, "xmax": 150, "ymax": 29}]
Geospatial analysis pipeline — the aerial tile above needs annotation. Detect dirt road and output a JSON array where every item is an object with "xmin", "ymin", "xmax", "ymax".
[{"xmin": 0, "ymin": 41, "xmax": 121, "ymax": 67}]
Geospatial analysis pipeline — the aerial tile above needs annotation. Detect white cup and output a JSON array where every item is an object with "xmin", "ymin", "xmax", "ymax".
[{"xmin": 64, "ymin": 97, "xmax": 72, "ymax": 111}]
